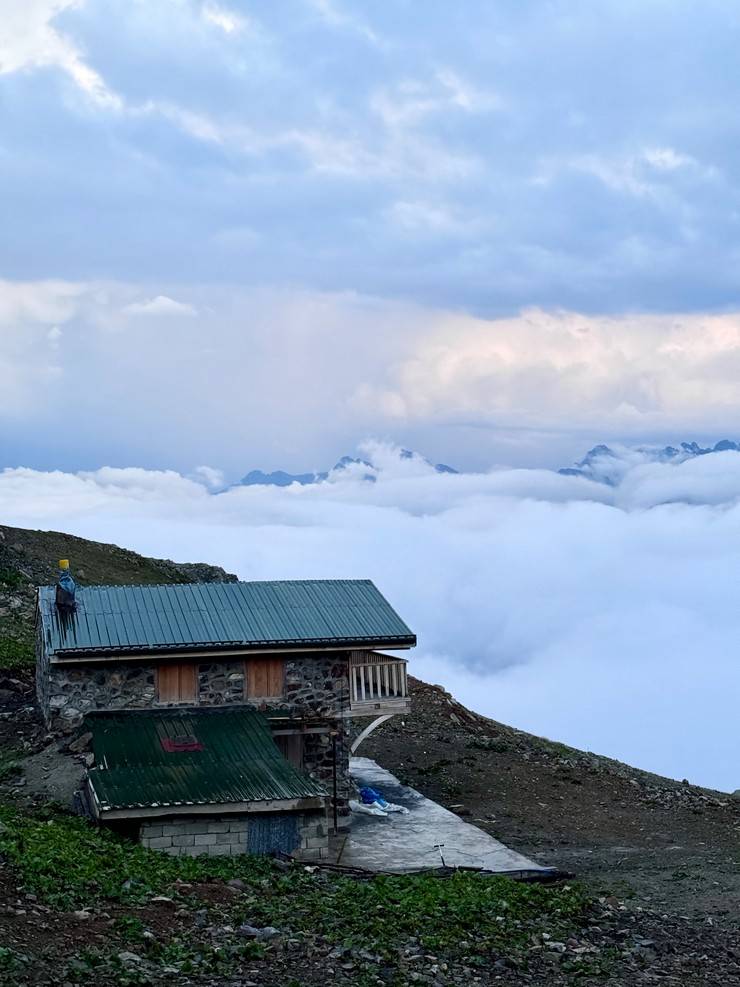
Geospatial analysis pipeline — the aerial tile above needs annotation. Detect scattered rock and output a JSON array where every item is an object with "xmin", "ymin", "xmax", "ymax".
[
  {"xmin": 238, "ymin": 923, "xmax": 280, "ymax": 939},
  {"xmin": 68, "ymin": 731, "xmax": 92, "ymax": 754},
  {"xmin": 117, "ymin": 951, "xmax": 143, "ymax": 965}
]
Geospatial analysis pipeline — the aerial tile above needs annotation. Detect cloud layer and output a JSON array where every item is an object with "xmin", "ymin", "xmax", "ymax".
[
  {"xmin": 6, "ymin": 277, "xmax": 740, "ymax": 473},
  {"xmin": 5, "ymin": 444, "xmax": 740, "ymax": 792},
  {"xmin": 2, "ymin": 1, "xmax": 740, "ymax": 313}
]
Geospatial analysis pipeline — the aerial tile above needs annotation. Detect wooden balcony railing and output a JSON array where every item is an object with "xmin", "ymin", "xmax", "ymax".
[{"xmin": 349, "ymin": 651, "xmax": 409, "ymax": 711}]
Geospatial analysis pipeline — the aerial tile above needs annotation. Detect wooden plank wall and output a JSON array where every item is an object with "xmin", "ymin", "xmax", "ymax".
[
  {"xmin": 246, "ymin": 658, "xmax": 285, "ymax": 698},
  {"xmin": 157, "ymin": 662, "xmax": 198, "ymax": 703}
]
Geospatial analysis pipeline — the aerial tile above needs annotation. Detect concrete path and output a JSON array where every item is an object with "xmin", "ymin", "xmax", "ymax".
[{"xmin": 335, "ymin": 757, "xmax": 553, "ymax": 876}]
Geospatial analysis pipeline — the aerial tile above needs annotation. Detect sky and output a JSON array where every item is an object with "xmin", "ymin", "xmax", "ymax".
[
  {"xmin": 4, "ymin": 2, "xmax": 740, "ymax": 788},
  {"xmin": 4, "ymin": 1, "xmax": 740, "ymax": 472}
]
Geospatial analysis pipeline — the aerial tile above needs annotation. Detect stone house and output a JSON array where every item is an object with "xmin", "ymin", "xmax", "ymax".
[{"xmin": 36, "ymin": 572, "xmax": 415, "ymax": 860}]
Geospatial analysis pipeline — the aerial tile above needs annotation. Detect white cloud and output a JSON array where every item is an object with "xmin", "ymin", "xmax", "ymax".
[
  {"xmin": 305, "ymin": 0, "xmax": 382, "ymax": 46},
  {"xmin": 536, "ymin": 147, "xmax": 716, "ymax": 199},
  {"xmin": 434, "ymin": 68, "xmax": 501, "ymax": 113},
  {"xmin": 201, "ymin": 2, "xmax": 247, "ymax": 35},
  {"xmin": 643, "ymin": 146, "xmax": 694, "ymax": 171},
  {"xmin": 287, "ymin": 127, "xmax": 479, "ymax": 180},
  {"xmin": 387, "ymin": 200, "xmax": 482, "ymax": 237},
  {"xmin": 0, "ymin": 279, "xmax": 88, "ymax": 415},
  {"xmin": 5, "ymin": 446, "xmax": 740, "ymax": 791},
  {"xmin": 355, "ymin": 307, "xmax": 740, "ymax": 435},
  {"xmin": 191, "ymin": 465, "xmax": 226, "ymax": 489},
  {"xmin": 122, "ymin": 295, "xmax": 197, "ymax": 318},
  {"xmin": 371, "ymin": 70, "xmax": 498, "ymax": 128},
  {"xmin": 10, "ymin": 280, "xmax": 740, "ymax": 470},
  {"xmin": 0, "ymin": 278, "xmax": 87, "ymax": 326},
  {"xmin": 0, "ymin": 0, "xmax": 121, "ymax": 108},
  {"xmin": 47, "ymin": 326, "xmax": 63, "ymax": 348},
  {"xmin": 151, "ymin": 101, "xmax": 476, "ymax": 181}
]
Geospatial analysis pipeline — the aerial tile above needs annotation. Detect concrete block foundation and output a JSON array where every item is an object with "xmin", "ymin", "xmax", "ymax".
[{"xmin": 139, "ymin": 810, "xmax": 329, "ymax": 860}]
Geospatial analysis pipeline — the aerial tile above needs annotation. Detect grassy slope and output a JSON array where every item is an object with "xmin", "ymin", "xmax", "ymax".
[{"xmin": 0, "ymin": 804, "xmax": 591, "ymax": 985}]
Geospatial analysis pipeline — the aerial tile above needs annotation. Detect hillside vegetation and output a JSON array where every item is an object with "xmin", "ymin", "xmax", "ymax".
[{"xmin": 0, "ymin": 523, "xmax": 738, "ymax": 985}]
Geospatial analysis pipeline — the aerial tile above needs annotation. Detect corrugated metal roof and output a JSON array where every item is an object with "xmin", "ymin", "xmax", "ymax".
[
  {"xmin": 38, "ymin": 579, "xmax": 416, "ymax": 657},
  {"xmin": 86, "ymin": 708, "xmax": 327, "ymax": 812}
]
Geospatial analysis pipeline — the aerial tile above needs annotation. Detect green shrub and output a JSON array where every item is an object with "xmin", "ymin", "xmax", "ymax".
[
  {"xmin": 0, "ymin": 635, "xmax": 34, "ymax": 671},
  {"xmin": 0, "ymin": 750, "xmax": 20, "ymax": 783},
  {"xmin": 0, "ymin": 568, "xmax": 24, "ymax": 589}
]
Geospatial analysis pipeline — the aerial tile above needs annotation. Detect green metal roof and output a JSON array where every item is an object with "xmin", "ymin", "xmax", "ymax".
[
  {"xmin": 85, "ymin": 708, "xmax": 327, "ymax": 813},
  {"xmin": 38, "ymin": 579, "xmax": 416, "ymax": 657}
]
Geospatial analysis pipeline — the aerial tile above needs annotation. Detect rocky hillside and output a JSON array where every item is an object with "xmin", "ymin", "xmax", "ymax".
[{"xmin": 364, "ymin": 679, "xmax": 740, "ymax": 918}]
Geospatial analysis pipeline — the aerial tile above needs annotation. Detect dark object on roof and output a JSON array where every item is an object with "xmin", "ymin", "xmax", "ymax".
[
  {"xmin": 85, "ymin": 707, "xmax": 327, "ymax": 816},
  {"xmin": 55, "ymin": 559, "xmax": 76, "ymax": 611},
  {"xmin": 38, "ymin": 578, "xmax": 416, "ymax": 658}
]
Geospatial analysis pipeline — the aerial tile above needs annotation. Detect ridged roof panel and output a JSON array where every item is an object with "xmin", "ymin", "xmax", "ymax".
[
  {"xmin": 86, "ymin": 708, "xmax": 328, "ymax": 811},
  {"xmin": 38, "ymin": 579, "xmax": 416, "ymax": 657}
]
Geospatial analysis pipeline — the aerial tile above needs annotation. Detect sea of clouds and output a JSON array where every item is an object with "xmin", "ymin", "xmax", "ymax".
[{"xmin": 4, "ymin": 440, "xmax": 740, "ymax": 792}]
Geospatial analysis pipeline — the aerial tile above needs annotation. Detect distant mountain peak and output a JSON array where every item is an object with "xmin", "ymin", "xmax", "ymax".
[
  {"xmin": 239, "ymin": 448, "xmax": 458, "ymax": 487},
  {"xmin": 558, "ymin": 439, "xmax": 740, "ymax": 486}
]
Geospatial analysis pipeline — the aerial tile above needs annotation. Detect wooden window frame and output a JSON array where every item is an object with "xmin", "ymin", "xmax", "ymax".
[
  {"xmin": 244, "ymin": 657, "xmax": 285, "ymax": 699},
  {"xmin": 156, "ymin": 661, "xmax": 199, "ymax": 705}
]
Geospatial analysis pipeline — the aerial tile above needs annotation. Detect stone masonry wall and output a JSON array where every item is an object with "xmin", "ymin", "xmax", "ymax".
[
  {"xmin": 197, "ymin": 661, "xmax": 245, "ymax": 704},
  {"xmin": 138, "ymin": 810, "xmax": 328, "ymax": 861},
  {"xmin": 35, "ymin": 621, "xmax": 51, "ymax": 718},
  {"xmin": 44, "ymin": 662, "xmax": 157, "ymax": 730},
  {"xmin": 283, "ymin": 656, "xmax": 350, "ymax": 717},
  {"xmin": 41, "ymin": 653, "xmax": 351, "ymax": 732}
]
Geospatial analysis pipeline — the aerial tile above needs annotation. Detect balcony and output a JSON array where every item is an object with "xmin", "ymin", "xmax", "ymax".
[{"xmin": 349, "ymin": 650, "xmax": 410, "ymax": 714}]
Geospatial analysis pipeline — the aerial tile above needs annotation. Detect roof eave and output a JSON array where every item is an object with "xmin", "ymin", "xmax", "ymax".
[
  {"xmin": 50, "ymin": 635, "xmax": 417, "ymax": 662},
  {"xmin": 90, "ymin": 793, "xmax": 329, "ymax": 821}
]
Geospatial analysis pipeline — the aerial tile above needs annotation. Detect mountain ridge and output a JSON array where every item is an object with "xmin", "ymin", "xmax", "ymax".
[
  {"xmin": 558, "ymin": 438, "xmax": 740, "ymax": 486},
  {"xmin": 240, "ymin": 448, "xmax": 458, "ymax": 487}
]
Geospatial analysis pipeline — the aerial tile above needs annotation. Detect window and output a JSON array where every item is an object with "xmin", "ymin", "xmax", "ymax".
[
  {"xmin": 156, "ymin": 662, "xmax": 198, "ymax": 704},
  {"xmin": 274, "ymin": 732, "xmax": 303, "ymax": 770},
  {"xmin": 245, "ymin": 657, "xmax": 285, "ymax": 698}
]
